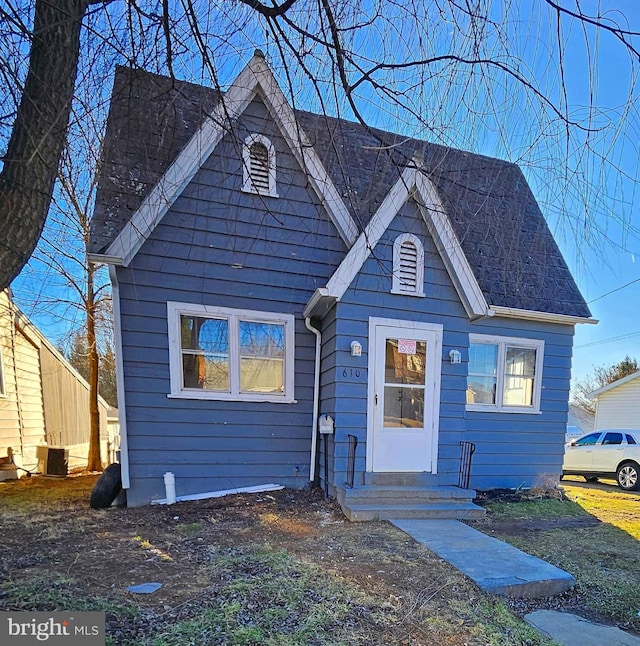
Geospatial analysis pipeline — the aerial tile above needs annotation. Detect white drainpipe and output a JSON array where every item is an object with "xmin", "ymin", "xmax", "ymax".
[
  {"xmin": 304, "ymin": 317, "xmax": 322, "ymax": 481},
  {"xmin": 164, "ymin": 472, "xmax": 176, "ymax": 504}
]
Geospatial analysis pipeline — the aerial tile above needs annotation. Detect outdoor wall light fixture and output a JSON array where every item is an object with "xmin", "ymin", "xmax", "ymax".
[
  {"xmin": 350, "ymin": 340, "xmax": 362, "ymax": 357},
  {"xmin": 449, "ymin": 349, "xmax": 462, "ymax": 364}
]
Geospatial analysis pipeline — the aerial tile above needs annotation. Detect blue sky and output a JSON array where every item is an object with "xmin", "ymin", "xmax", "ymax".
[
  {"xmin": 540, "ymin": 1, "xmax": 640, "ymax": 383},
  {"xmin": 11, "ymin": 1, "xmax": 640, "ymax": 388}
]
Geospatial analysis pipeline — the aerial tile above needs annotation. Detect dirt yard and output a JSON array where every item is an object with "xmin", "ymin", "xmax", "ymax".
[{"xmin": 0, "ymin": 475, "xmax": 637, "ymax": 645}]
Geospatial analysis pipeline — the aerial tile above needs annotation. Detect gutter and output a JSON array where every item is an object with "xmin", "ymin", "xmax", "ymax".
[
  {"xmin": 489, "ymin": 305, "xmax": 598, "ymax": 326},
  {"xmin": 304, "ymin": 317, "xmax": 322, "ymax": 482}
]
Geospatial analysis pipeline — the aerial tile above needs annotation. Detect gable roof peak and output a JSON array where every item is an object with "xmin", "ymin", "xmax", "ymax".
[{"xmin": 91, "ymin": 53, "xmax": 358, "ymax": 265}]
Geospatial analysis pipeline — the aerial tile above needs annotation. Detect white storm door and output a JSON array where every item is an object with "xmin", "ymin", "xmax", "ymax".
[{"xmin": 368, "ymin": 318, "xmax": 442, "ymax": 472}]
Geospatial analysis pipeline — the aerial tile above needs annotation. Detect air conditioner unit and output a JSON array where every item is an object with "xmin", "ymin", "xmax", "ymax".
[{"xmin": 36, "ymin": 446, "xmax": 69, "ymax": 477}]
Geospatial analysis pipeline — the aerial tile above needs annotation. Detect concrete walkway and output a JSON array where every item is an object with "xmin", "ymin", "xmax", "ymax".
[
  {"xmin": 525, "ymin": 610, "xmax": 640, "ymax": 646},
  {"xmin": 390, "ymin": 519, "xmax": 640, "ymax": 645},
  {"xmin": 390, "ymin": 518, "xmax": 575, "ymax": 598}
]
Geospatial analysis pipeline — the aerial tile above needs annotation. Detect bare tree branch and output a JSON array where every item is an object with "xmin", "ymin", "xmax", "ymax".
[{"xmin": 237, "ymin": 0, "xmax": 298, "ymax": 19}]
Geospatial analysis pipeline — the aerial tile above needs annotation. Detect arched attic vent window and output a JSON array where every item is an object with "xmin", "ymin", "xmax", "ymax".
[
  {"xmin": 391, "ymin": 233, "xmax": 425, "ymax": 297},
  {"xmin": 242, "ymin": 133, "xmax": 278, "ymax": 197}
]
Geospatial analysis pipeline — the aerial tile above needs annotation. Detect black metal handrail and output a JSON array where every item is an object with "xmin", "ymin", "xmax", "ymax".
[
  {"xmin": 458, "ymin": 441, "xmax": 476, "ymax": 489},
  {"xmin": 346, "ymin": 434, "xmax": 358, "ymax": 488}
]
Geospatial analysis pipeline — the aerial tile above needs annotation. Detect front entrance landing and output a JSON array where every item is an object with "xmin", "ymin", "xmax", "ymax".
[
  {"xmin": 335, "ymin": 472, "xmax": 485, "ymax": 522},
  {"xmin": 391, "ymin": 518, "xmax": 576, "ymax": 598},
  {"xmin": 337, "ymin": 484, "xmax": 485, "ymax": 521}
]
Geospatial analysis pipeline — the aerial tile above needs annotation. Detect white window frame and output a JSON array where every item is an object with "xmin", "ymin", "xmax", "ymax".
[
  {"xmin": 167, "ymin": 302, "xmax": 295, "ymax": 403},
  {"xmin": 466, "ymin": 334, "xmax": 544, "ymax": 414},
  {"xmin": 0, "ymin": 347, "xmax": 5, "ymax": 398},
  {"xmin": 391, "ymin": 233, "xmax": 425, "ymax": 297},
  {"xmin": 241, "ymin": 133, "xmax": 278, "ymax": 197}
]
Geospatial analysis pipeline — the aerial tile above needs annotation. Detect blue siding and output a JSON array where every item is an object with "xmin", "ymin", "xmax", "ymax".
[
  {"xmin": 325, "ymin": 197, "xmax": 574, "ymax": 491},
  {"xmin": 117, "ymin": 95, "xmax": 575, "ymax": 503},
  {"xmin": 118, "ymin": 96, "xmax": 347, "ymax": 505}
]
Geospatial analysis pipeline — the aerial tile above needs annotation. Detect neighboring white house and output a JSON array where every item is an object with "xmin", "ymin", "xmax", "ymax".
[
  {"xmin": 589, "ymin": 370, "xmax": 640, "ymax": 431},
  {"xmin": 0, "ymin": 289, "xmax": 116, "ymax": 476}
]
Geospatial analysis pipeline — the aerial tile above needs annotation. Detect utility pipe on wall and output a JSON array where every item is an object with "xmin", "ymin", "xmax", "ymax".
[
  {"xmin": 164, "ymin": 471, "xmax": 176, "ymax": 504},
  {"xmin": 304, "ymin": 317, "xmax": 322, "ymax": 482}
]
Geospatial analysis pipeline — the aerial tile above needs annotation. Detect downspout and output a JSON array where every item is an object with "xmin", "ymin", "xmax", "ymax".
[
  {"xmin": 109, "ymin": 266, "xmax": 130, "ymax": 490},
  {"xmin": 304, "ymin": 317, "xmax": 321, "ymax": 482}
]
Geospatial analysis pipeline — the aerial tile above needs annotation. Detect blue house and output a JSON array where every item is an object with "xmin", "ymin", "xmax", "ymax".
[{"xmin": 89, "ymin": 53, "xmax": 595, "ymax": 514}]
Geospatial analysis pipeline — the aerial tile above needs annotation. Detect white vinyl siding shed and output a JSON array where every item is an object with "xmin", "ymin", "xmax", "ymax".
[{"xmin": 591, "ymin": 371, "xmax": 640, "ymax": 431}]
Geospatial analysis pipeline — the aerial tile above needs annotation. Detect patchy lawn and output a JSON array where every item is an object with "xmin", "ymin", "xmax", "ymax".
[
  {"xmin": 469, "ymin": 480, "xmax": 640, "ymax": 634},
  {"xmin": 0, "ymin": 475, "xmax": 638, "ymax": 645}
]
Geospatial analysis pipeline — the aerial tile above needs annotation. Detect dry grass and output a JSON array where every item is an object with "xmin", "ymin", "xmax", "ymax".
[
  {"xmin": 471, "ymin": 481, "xmax": 640, "ymax": 633},
  {"xmin": 561, "ymin": 478, "xmax": 640, "ymax": 538},
  {"xmin": 0, "ymin": 475, "xmax": 553, "ymax": 645}
]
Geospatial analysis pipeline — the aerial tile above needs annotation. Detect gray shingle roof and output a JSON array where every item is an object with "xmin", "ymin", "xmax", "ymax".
[{"xmin": 90, "ymin": 66, "xmax": 590, "ymax": 319}]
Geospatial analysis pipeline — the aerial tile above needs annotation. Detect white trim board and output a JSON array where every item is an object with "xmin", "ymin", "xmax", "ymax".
[
  {"xmin": 109, "ymin": 266, "xmax": 130, "ymax": 489},
  {"xmin": 95, "ymin": 53, "xmax": 358, "ymax": 267}
]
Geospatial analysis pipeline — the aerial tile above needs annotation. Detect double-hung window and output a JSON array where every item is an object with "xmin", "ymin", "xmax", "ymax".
[
  {"xmin": 466, "ymin": 334, "xmax": 544, "ymax": 413},
  {"xmin": 167, "ymin": 303, "xmax": 295, "ymax": 402}
]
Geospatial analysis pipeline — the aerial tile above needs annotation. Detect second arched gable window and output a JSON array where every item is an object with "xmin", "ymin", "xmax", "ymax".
[
  {"xmin": 391, "ymin": 233, "xmax": 425, "ymax": 296},
  {"xmin": 242, "ymin": 134, "xmax": 278, "ymax": 197}
]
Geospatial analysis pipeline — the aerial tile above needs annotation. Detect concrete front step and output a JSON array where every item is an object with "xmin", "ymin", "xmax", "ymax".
[
  {"xmin": 342, "ymin": 485, "xmax": 475, "ymax": 503},
  {"xmin": 364, "ymin": 472, "xmax": 440, "ymax": 486},
  {"xmin": 336, "ymin": 484, "xmax": 485, "ymax": 522},
  {"xmin": 342, "ymin": 501, "xmax": 486, "ymax": 522}
]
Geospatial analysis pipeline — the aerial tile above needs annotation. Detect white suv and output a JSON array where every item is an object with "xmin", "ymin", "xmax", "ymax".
[{"xmin": 563, "ymin": 430, "xmax": 640, "ymax": 491}]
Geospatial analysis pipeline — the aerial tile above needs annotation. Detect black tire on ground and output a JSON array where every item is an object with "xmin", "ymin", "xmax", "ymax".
[
  {"xmin": 616, "ymin": 461, "xmax": 640, "ymax": 492},
  {"xmin": 90, "ymin": 463, "xmax": 122, "ymax": 509}
]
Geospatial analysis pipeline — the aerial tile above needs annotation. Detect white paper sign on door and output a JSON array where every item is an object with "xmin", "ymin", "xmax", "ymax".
[{"xmin": 398, "ymin": 339, "xmax": 416, "ymax": 355}]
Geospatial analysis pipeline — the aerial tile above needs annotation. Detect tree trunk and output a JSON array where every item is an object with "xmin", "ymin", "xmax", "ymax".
[
  {"xmin": 0, "ymin": 0, "xmax": 88, "ymax": 289},
  {"xmin": 86, "ymin": 262, "xmax": 102, "ymax": 471}
]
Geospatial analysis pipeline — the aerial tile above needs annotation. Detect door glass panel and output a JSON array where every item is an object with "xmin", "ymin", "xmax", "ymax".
[
  {"xmin": 385, "ymin": 339, "xmax": 426, "ymax": 384},
  {"xmin": 383, "ymin": 386, "xmax": 425, "ymax": 428}
]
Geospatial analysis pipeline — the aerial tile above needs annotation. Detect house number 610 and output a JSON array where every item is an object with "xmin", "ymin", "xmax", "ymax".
[{"xmin": 342, "ymin": 369, "xmax": 361, "ymax": 378}]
